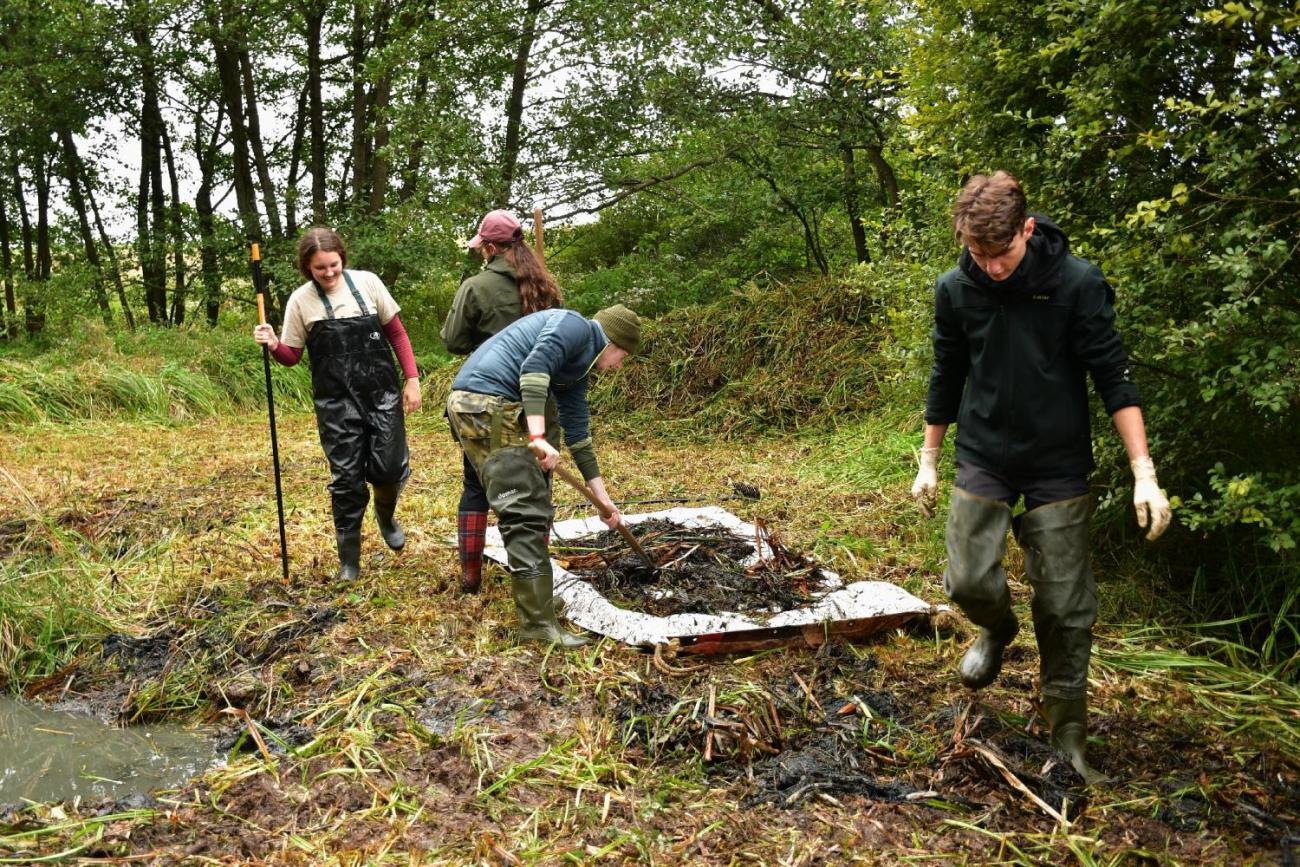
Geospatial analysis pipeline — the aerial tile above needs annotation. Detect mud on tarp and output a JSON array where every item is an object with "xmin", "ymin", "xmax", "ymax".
[{"xmin": 481, "ymin": 506, "xmax": 938, "ymax": 652}]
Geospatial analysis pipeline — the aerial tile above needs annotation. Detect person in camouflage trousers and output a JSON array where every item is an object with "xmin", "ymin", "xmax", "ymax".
[{"xmin": 446, "ymin": 304, "xmax": 642, "ymax": 648}]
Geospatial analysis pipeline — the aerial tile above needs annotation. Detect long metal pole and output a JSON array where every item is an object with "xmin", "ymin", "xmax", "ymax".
[{"xmin": 252, "ymin": 243, "xmax": 289, "ymax": 581}]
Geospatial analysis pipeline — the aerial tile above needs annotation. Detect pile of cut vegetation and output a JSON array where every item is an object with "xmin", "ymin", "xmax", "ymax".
[
  {"xmin": 555, "ymin": 517, "xmax": 834, "ymax": 617},
  {"xmin": 593, "ymin": 268, "xmax": 927, "ymax": 435}
]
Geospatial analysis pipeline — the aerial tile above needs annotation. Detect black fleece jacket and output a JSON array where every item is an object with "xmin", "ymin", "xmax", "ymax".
[{"xmin": 924, "ymin": 215, "xmax": 1141, "ymax": 478}]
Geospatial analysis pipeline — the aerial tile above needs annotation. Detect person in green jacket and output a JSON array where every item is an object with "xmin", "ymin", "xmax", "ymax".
[
  {"xmin": 441, "ymin": 210, "xmax": 564, "ymax": 593},
  {"xmin": 911, "ymin": 171, "xmax": 1172, "ymax": 783}
]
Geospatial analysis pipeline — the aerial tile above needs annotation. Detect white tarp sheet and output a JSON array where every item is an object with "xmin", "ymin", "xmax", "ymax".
[{"xmin": 482, "ymin": 506, "xmax": 935, "ymax": 647}]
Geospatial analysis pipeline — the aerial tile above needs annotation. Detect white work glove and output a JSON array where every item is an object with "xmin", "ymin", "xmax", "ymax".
[
  {"xmin": 1131, "ymin": 456, "xmax": 1171, "ymax": 541},
  {"xmin": 911, "ymin": 447, "xmax": 940, "ymax": 518}
]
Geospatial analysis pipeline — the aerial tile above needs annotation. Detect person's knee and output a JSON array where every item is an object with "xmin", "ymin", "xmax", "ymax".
[{"xmin": 460, "ymin": 486, "xmax": 490, "ymax": 513}]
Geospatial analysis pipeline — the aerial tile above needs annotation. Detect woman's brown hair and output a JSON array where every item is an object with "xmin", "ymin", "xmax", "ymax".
[
  {"xmin": 488, "ymin": 240, "xmax": 564, "ymax": 313},
  {"xmin": 297, "ymin": 228, "xmax": 348, "ymax": 281}
]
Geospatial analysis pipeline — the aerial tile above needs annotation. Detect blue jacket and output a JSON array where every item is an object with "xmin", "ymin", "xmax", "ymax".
[{"xmin": 452, "ymin": 308, "xmax": 608, "ymax": 450}]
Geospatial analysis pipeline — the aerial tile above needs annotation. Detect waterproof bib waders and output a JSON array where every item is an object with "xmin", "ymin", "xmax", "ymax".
[
  {"xmin": 307, "ymin": 272, "xmax": 410, "ymax": 580},
  {"xmin": 447, "ymin": 390, "xmax": 586, "ymax": 648}
]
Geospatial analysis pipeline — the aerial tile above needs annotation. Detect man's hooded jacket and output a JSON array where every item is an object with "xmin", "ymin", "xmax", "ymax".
[{"xmin": 924, "ymin": 215, "xmax": 1141, "ymax": 478}]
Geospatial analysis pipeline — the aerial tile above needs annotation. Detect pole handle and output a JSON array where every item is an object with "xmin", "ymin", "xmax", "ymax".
[
  {"xmin": 537, "ymin": 446, "xmax": 656, "ymax": 569},
  {"xmin": 257, "ymin": 294, "xmax": 267, "ymax": 326}
]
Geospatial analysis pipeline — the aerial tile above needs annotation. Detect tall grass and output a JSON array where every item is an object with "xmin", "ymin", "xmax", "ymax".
[
  {"xmin": 0, "ymin": 472, "xmax": 115, "ymax": 689},
  {"xmin": 0, "ymin": 324, "xmax": 316, "ymax": 425},
  {"xmin": 596, "ymin": 261, "xmax": 934, "ymax": 437}
]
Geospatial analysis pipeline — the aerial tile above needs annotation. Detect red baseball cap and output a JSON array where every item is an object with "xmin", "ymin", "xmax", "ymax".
[{"xmin": 468, "ymin": 210, "xmax": 524, "ymax": 249}]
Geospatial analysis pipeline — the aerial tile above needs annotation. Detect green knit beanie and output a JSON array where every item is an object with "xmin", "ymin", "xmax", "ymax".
[{"xmin": 593, "ymin": 305, "xmax": 642, "ymax": 354}]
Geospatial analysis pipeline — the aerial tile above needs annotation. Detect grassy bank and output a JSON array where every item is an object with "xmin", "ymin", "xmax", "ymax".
[{"xmin": 1, "ymin": 405, "xmax": 1297, "ymax": 863}]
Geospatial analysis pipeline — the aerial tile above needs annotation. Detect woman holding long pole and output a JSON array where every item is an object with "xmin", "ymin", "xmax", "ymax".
[{"xmin": 253, "ymin": 228, "xmax": 421, "ymax": 582}]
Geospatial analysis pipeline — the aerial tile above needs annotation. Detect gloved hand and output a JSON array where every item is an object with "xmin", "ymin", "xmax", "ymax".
[
  {"xmin": 1131, "ymin": 456, "xmax": 1171, "ymax": 541},
  {"xmin": 911, "ymin": 447, "xmax": 940, "ymax": 517}
]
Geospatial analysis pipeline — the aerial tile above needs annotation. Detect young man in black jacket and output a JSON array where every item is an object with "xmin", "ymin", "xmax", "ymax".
[{"xmin": 911, "ymin": 171, "xmax": 1171, "ymax": 783}]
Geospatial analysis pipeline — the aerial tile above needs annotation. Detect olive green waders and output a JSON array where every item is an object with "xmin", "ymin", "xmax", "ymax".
[
  {"xmin": 946, "ymin": 488, "xmax": 1106, "ymax": 782},
  {"xmin": 1015, "ymin": 494, "xmax": 1106, "ymax": 783},
  {"xmin": 944, "ymin": 488, "xmax": 1020, "ymax": 690},
  {"xmin": 447, "ymin": 390, "xmax": 588, "ymax": 649}
]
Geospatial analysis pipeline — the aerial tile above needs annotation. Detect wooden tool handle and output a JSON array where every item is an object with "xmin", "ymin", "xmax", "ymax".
[
  {"xmin": 552, "ymin": 462, "xmax": 611, "ymax": 519},
  {"xmin": 257, "ymin": 294, "xmax": 267, "ymax": 326},
  {"xmin": 540, "ymin": 450, "xmax": 656, "ymax": 569}
]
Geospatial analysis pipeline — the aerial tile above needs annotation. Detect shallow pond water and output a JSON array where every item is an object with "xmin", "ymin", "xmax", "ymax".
[{"xmin": 0, "ymin": 696, "xmax": 218, "ymax": 804}]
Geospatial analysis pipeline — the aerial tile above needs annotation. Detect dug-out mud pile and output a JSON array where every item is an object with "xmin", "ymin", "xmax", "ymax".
[
  {"xmin": 556, "ymin": 517, "xmax": 834, "ymax": 617},
  {"xmin": 497, "ymin": 506, "xmax": 937, "ymax": 649}
]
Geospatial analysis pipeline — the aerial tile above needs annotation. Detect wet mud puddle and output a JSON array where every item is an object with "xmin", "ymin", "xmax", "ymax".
[{"xmin": 0, "ymin": 696, "xmax": 218, "ymax": 804}]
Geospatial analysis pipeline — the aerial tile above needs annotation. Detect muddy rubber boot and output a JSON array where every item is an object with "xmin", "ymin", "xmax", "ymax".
[
  {"xmin": 458, "ymin": 511, "xmax": 488, "ymax": 594},
  {"xmin": 944, "ymin": 488, "xmax": 1017, "ymax": 690},
  {"xmin": 959, "ymin": 611, "xmax": 1019, "ymax": 690},
  {"xmin": 335, "ymin": 531, "xmax": 361, "ymax": 583},
  {"xmin": 512, "ymin": 569, "xmax": 589, "ymax": 649},
  {"xmin": 373, "ymin": 482, "xmax": 406, "ymax": 551},
  {"xmin": 1016, "ymin": 495, "xmax": 1097, "ymax": 721},
  {"xmin": 1043, "ymin": 694, "xmax": 1109, "ymax": 784}
]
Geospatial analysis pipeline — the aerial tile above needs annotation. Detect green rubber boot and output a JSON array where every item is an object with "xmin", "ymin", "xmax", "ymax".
[
  {"xmin": 373, "ymin": 482, "xmax": 406, "ymax": 551},
  {"xmin": 512, "ymin": 569, "xmax": 590, "ymax": 650},
  {"xmin": 944, "ymin": 488, "xmax": 1017, "ymax": 690},
  {"xmin": 959, "ymin": 611, "xmax": 1019, "ymax": 690},
  {"xmin": 1042, "ymin": 695, "xmax": 1109, "ymax": 784},
  {"xmin": 335, "ymin": 531, "xmax": 361, "ymax": 583}
]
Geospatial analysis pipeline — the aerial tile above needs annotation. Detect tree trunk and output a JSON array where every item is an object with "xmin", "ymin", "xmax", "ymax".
[
  {"xmin": 29, "ymin": 146, "xmax": 52, "ymax": 333},
  {"xmin": 87, "ymin": 172, "xmax": 135, "ymax": 331},
  {"xmin": 194, "ymin": 105, "xmax": 224, "ymax": 327},
  {"xmin": 58, "ymin": 130, "xmax": 112, "ymax": 324},
  {"xmin": 134, "ymin": 22, "xmax": 168, "ymax": 323},
  {"xmin": 840, "ymin": 143, "xmax": 870, "ymax": 265},
  {"xmin": 286, "ymin": 81, "xmax": 307, "ymax": 238},
  {"xmin": 398, "ymin": 71, "xmax": 428, "ymax": 204},
  {"xmin": 337, "ymin": 151, "xmax": 352, "ymax": 213},
  {"xmin": 161, "ymin": 125, "xmax": 187, "ymax": 324},
  {"xmin": 368, "ymin": 76, "xmax": 390, "ymax": 214},
  {"xmin": 498, "ymin": 0, "xmax": 546, "ymax": 207},
  {"xmin": 0, "ymin": 177, "xmax": 14, "ymax": 338},
  {"xmin": 863, "ymin": 145, "xmax": 899, "ymax": 209},
  {"xmin": 303, "ymin": 0, "xmax": 327, "ymax": 225},
  {"xmin": 12, "ymin": 161, "xmax": 33, "ymax": 279},
  {"xmin": 136, "ymin": 146, "xmax": 155, "ymax": 322},
  {"xmin": 239, "ymin": 48, "xmax": 283, "ymax": 240},
  {"xmin": 741, "ymin": 155, "xmax": 828, "ymax": 275},
  {"xmin": 209, "ymin": 7, "xmax": 262, "ymax": 241},
  {"xmin": 349, "ymin": 2, "xmax": 371, "ymax": 210}
]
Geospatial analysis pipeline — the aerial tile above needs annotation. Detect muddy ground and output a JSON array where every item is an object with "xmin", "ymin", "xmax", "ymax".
[{"xmin": 1, "ymin": 414, "xmax": 1297, "ymax": 865}]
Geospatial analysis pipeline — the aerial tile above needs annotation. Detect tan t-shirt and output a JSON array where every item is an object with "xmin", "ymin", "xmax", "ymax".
[{"xmin": 279, "ymin": 270, "xmax": 401, "ymax": 349}]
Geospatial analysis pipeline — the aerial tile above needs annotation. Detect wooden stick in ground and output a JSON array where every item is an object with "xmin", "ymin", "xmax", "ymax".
[{"xmin": 533, "ymin": 207, "xmax": 544, "ymax": 261}]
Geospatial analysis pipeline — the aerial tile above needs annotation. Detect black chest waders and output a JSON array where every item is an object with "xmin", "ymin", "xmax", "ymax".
[{"xmin": 306, "ymin": 272, "xmax": 410, "ymax": 580}]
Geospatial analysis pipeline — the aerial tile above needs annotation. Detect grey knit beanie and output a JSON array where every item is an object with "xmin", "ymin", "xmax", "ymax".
[{"xmin": 593, "ymin": 305, "xmax": 641, "ymax": 354}]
